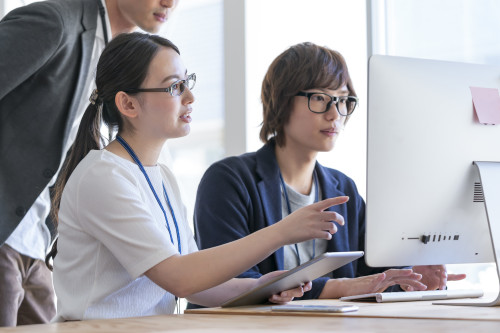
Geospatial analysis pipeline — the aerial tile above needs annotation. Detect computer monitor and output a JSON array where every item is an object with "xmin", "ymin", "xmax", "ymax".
[{"xmin": 365, "ymin": 55, "xmax": 500, "ymax": 271}]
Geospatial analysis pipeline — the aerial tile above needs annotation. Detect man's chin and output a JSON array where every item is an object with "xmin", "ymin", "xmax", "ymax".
[{"xmin": 139, "ymin": 22, "xmax": 164, "ymax": 34}]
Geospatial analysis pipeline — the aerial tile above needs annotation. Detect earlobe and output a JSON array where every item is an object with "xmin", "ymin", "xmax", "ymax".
[{"xmin": 115, "ymin": 91, "xmax": 139, "ymax": 119}]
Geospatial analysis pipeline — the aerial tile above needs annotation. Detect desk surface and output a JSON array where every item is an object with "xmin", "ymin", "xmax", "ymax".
[
  {"xmin": 185, "ymin": 297, "xmax": 500, "ymax": 321},
  {"xmin": 0, "ymin": 312, "xmax": 499, "ymax": 333},
  {"xmin": 2, "ymin": 297, "xmax": 500, "ymax": 333}
]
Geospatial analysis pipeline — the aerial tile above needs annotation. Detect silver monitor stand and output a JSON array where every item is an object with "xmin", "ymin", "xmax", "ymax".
[{"xmin": 434, "ymin": 161, "xmax": 500, "ymax": 306}]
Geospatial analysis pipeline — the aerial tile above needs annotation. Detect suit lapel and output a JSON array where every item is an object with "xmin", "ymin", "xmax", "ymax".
[
  {"xmin": 315, "ymin": 163, "xmax": 348, "ymax": 252},
  {"xmin": 315, "ymin": 163, "xmax": 344, "ymax": 201},
  {"xmin": 255, "ymin": 141, "xmax": 285, "ymax": 269},
  {"xmin": 63, "ymin": 0, "xmax": 98, "ymax": 144}
]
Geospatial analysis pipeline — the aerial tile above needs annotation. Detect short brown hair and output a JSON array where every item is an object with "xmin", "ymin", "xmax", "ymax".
[{"xmin": 259, "ymin": 42, "xmax": 356, "ymax": 146}]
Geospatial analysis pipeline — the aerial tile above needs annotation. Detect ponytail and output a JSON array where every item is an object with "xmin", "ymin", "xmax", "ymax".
[{"xmin": 46, "ymin": 94, "xmax": 103, "ymax": 270}]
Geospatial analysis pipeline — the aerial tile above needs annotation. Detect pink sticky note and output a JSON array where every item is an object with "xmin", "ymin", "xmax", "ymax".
[{"xmin": 470, "ymin": 87, "xmax": 500, "ymax": 125}]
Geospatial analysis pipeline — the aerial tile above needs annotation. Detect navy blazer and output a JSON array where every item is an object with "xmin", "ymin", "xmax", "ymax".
[
  {"xmin": 0, "ymin": 0, "xmax": 99, "ymax": 244},
  {"xmin": 193, "ymin": 139, "xmax": 390, "ymax": 301}
]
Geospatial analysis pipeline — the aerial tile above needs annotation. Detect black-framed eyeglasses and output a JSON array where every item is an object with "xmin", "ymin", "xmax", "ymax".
[
  {"xmin": 295, "ymin": 91, "xmax": 358, "ymax": 116},
  {"xmin": 124, "ymin": 73, "xmax": 196, "ymax": 97}
]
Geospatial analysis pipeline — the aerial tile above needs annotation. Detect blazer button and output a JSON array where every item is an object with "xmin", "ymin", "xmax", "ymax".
[
  {"xmin": 15, "ymin": 206, "xmax": 26, "ymax": 217},
  {"xmin": 43, "ymin": 168, "xmax": 54, "ymax": 179}
]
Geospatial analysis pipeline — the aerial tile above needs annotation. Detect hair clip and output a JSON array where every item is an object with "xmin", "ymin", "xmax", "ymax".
[{"xmin": 89, "ymin": 89, "xmax": 99, "ymax": 105}]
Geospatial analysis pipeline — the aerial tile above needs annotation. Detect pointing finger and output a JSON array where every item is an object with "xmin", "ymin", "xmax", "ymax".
[{"xmin": 313, "ymin": 196, "xmax": 349, "ymax": 211}]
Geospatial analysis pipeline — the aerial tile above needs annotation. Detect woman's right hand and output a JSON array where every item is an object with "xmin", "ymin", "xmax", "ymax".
[
  {"xmin": 274, "ymin": 196, "xmax": 349, "ymax": 245},
  {"xmin": 255, "ymin": 271, "xmax": 313, "ymax": 304},
  {"xmin": 320, "ymin": 269, "xmax": 427, "ymax": 299}
]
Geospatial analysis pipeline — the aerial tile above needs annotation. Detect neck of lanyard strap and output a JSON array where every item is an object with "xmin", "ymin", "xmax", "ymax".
[
  {"xmin": 279, "ymin": 170, "xmax": 319, "ymax": 265},
  {"xmin": 116, "ymin": 135, "xmax": 181, "ymax": 254}
]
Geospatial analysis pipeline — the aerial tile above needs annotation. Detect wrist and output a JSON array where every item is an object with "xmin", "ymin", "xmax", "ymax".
[
  {"xmin": 319, "ymin": 278, "xmax": 347, "ymax": 299},
  {"xmin": 265, "ymin": 222, "xmax": 288, "ymax": 247}
]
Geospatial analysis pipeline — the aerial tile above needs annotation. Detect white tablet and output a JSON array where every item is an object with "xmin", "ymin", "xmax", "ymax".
[
  {"xmin": 271, "ymin": 304, "xmax": 359, "ymax": 313},
  {"xmin": 221, "ymin": 251, "xmax": 364, "ymax": 307}
]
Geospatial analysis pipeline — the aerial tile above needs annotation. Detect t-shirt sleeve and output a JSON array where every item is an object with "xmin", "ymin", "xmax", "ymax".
[{"xmin": 74, "ymin": 160, "xmax": 177, "ymax": 279}]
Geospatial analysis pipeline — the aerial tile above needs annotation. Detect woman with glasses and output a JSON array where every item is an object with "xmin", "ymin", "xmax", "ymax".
[
  {"xmin": 190, "ymin": 42, "xmax": 463, "ymax": 306},
  {"xmin": 48, "ymin": 34, "xmax": 353, "ymax": 321}
]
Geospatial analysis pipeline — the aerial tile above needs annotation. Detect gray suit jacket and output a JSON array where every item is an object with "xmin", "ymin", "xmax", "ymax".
[{"xmin": 0, "ymin": 0, "xmax": 100, "ymax": 244}]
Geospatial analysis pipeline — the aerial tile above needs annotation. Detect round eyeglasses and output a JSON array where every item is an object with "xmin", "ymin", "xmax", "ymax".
[
  {"xmin": 125, "ymin": 73, "xmax": 196, "ymax": 97},
  {"xmin": 295, "ymin": 91, "xmax": 358, "ymax": 116}
]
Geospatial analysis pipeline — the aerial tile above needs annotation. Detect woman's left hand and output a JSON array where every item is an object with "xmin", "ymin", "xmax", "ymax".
[{"xmin": 256, "ymin": 271, "xmax": 312, "ymax": 304}]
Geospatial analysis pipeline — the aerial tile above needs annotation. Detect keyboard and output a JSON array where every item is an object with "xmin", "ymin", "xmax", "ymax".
[{"xmin": 339, "ymin": 289, "xmax": 484, "ymax": 303}]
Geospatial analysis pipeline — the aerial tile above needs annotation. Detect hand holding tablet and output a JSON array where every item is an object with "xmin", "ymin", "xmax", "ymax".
[{"xmin": 221, "ymin": 251, "xmax": 364, "ymax": 307}]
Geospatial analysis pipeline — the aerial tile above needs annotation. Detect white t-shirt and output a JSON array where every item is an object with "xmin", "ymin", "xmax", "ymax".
[{"xmin": 53, "ymin": 149, "xmax": 198, "ymax": 321}]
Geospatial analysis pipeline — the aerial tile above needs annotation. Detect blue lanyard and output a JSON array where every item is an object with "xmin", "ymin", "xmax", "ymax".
[
  {"xmin": 116, "ymin": 135, "xmax": 182, "ymax": 254},
  {"xmin": 279, "ymin": 170, "xmax": 319, "ymax": 265}
]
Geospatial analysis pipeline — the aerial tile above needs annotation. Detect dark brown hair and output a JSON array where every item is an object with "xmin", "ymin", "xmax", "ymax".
[
  {"xmin": 46, "ymin": 33, "xmax": 180, "ymax": 269},
  {"xmin": 259, "ymin": 42, "xmax": 356, "ymax": 147}
]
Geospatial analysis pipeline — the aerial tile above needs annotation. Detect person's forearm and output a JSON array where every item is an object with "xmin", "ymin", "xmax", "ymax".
[
  {"xmin": 147, "ymin": 197, "xmax": 344, "ymax": 297},
  {"xmin": 318, "ymin": 278, "xmax": 346, "ymax": 299},
  {"xmin": 146, "ymin": 223, "xmax": 285, "ymax": 297}
]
